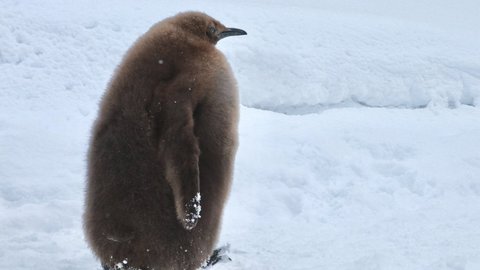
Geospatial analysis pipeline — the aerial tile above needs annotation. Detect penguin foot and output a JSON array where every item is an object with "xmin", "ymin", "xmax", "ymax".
[
  {"xmin": 101, "ymin": 260, "xmax": 135, "ymax": 270},
  {"xmin": 202, "ymin": 244, "xmax": 232, "ymax": 268}
]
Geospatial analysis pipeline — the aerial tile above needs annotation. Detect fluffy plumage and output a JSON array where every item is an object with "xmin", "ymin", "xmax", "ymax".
[{"xmin": 84, "ymin": 11, "xmax": 244, "ymax": 270}]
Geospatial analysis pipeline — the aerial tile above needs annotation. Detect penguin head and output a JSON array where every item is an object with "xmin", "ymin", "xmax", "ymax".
[{"xmin": 170, "ymin": 12, "xmax": 247, "ymax": 45}]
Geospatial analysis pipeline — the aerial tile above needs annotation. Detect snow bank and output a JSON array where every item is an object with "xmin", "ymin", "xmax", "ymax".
[
  {"xmin": 225, "ymin": 3, "xmax": 480, "ymax": 113},
  {"xmin": 3, "ymin": 0, "xmax": 479, "ymax": 116}
]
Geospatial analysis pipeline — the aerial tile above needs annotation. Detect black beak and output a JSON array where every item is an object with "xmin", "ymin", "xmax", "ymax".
[{"xmin": 218, "ymin": 28, "xmax": 247, "ymax": 40}]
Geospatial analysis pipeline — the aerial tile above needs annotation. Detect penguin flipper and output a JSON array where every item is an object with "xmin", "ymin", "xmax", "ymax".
[{"xmin": 162, "ymin": 104, "xmax": 201, "ymax": 230}]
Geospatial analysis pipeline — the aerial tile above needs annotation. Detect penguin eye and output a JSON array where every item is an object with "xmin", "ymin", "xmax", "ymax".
[{"xmin": 207, "ymin": 26, "xmax": 216, "ymax": 35}]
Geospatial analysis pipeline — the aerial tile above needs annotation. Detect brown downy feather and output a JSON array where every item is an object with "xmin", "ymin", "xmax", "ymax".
[{"xmin": 84, "ymin": 11, "xmax": 242, "ymax": 270}]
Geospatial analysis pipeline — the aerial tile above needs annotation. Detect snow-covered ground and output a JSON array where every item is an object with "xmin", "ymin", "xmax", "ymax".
[{"xmin": 1, "ymin": 0, "xmax": 480, "ymax": 269}]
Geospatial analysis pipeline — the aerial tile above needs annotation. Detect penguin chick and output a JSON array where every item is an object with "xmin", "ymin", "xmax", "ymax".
[{"xmin": 84, "ymin": 11, "xmax": 246, "ymax": 270}]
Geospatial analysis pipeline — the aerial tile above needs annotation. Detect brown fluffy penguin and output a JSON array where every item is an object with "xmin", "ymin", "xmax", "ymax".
[{"xmin": 84, "ymin": 11, "xmax": 246, "ymax": 270}]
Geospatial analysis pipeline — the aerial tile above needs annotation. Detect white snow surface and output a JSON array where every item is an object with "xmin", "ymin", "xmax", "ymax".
[{"xmin": 1, "ymin": 0, "xmax": 480, "ymax": 269}]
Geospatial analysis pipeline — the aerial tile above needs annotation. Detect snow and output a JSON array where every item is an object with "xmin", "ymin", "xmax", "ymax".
[
  {"xmin": 220, "ymin": 106, "xmax": 480, "ymax": 269},
  {"xmin": 230, "ymin": 5, "xmax": 480, "ymax": 112},
  {"xmin": 1, "ymin": 0, "xmax": 480, "ymax": 269},
  {"xmin": 185, "ymin": 192, "xmax": 202, "ymax": 230}
]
